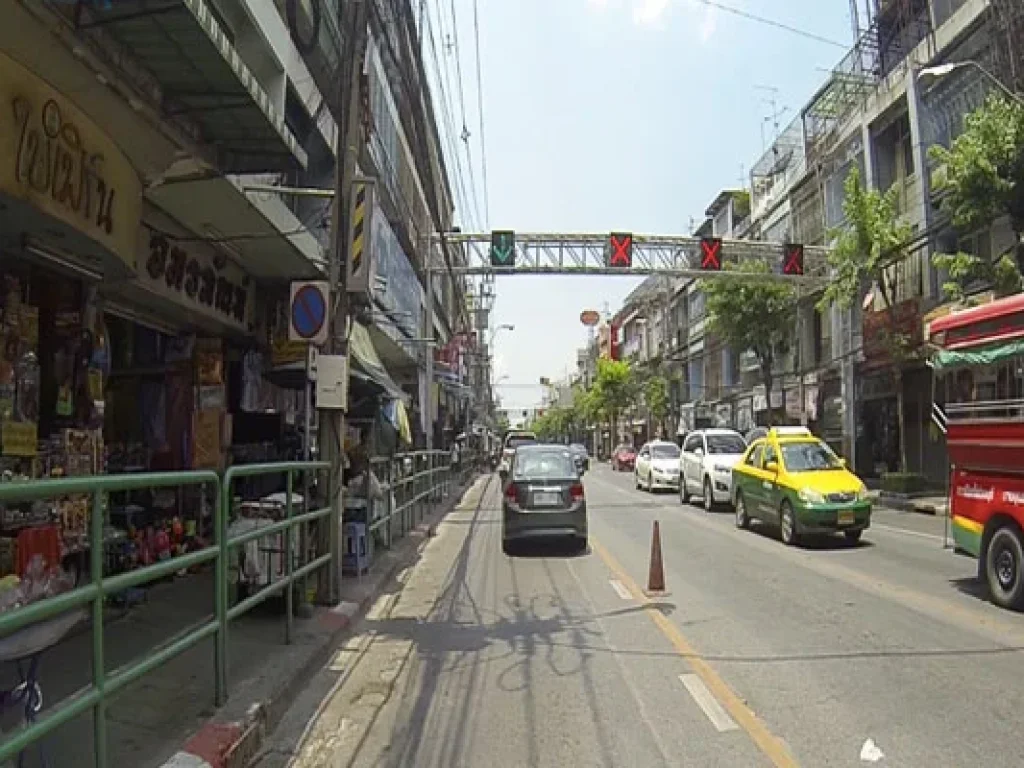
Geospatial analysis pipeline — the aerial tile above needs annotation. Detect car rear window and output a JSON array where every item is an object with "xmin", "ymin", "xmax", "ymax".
[
  {"xmin": 513, "ymin": 449, "xmax": 576, "ymax": 478},
  {"xmin": 651, "ymin": 444, "xmax": 680, "ymax": 459},
  {"xmin": 506, "ymin": 435, "xmax": 537, "ymax": 450},
  {"xmin": 707, "ymin": 434, "xmax": 746, "ymax": 454}
]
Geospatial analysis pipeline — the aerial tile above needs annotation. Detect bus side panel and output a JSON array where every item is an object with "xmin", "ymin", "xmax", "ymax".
[{"xmin": 950, "ymin": 469, "xmax": 1024, "ymax": 558}]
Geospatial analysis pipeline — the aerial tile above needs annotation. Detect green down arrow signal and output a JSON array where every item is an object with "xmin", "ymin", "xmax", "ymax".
[{"xmin": 490, "ymin": 230, "xmax": 515, "ymax": 266}]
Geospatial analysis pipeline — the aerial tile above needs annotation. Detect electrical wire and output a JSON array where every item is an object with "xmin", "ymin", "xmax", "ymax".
[
  {"xmin": 421, "ymin": 0, "xmax": 482, "ymax": 228},
  {"xmin": 471, "ymin": 0, "xmax": 490, "ymax": 227},
  {"xmin": 691, "ymin": 0, "xmax": 848, "ymax": 48}
]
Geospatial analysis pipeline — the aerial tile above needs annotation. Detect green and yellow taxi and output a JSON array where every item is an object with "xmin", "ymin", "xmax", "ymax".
[{"xmin": 731, "ymin": 427, "xmax": 871, "ymax": 545}]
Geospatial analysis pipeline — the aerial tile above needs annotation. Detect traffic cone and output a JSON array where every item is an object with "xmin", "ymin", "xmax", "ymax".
[{"xmin": 647, "ymin": 520, "xmax": 666, "ymax": 594}]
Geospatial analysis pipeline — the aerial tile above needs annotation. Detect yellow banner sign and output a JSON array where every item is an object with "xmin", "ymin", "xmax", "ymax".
[
  {"xmin": 2, "ymin": 420, "xmax": 37, "ymax": 457},
  {"xmin": 0, "ymin": 51, "xmax": 142, "ymax": 269}
]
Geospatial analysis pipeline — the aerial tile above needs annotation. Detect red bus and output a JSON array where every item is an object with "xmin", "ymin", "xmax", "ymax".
[{"xmin": 930, "ymin": 293, "xmax": 1024, "ymax": 609}]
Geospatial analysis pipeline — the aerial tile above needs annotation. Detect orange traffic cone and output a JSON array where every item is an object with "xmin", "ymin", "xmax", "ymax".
[{"xmin": 647, "ymin": 520, "xmax": 666, "ymax": 594}]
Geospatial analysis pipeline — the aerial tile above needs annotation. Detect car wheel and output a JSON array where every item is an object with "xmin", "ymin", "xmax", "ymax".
[
  {"xmin": 986, "ymin": 525, "xmax": 1024, "ymax": 610},
  {"xmin": 703, "ymin": 477, "xmax": 714, "ymax": 512},
  {"xmin": 780, "ymin": 502, "xmax": 798, "ymax": 546},
  {"xmin": 635, "ymin": 471, "xmax": 641, "ymax": 490},
  {"xmin": 844, "ymin": 529, "xmax": 863, "ymax": 544},
  {"xmin": 502, "ymin": 538, "xmax": 514, "ymax": 556},
  {"xmin": 735, "ymin": 492, "xmax": 749, "ymax": 529},
  {"xmin": 680, "ymin": 477, "xmax": 691, "ymax": 505},
  {"xmin": 576, "ymin": 536, "xmax": 589, "ymax": 554}
]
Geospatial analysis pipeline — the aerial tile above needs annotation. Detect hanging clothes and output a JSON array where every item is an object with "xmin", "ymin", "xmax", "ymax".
[{"xmin": 241, "ymin": 350, "xmax": 263, "ymax": 413}]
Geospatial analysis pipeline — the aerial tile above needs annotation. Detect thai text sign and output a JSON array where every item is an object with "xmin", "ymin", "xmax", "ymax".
[
  {"xmin": 139, "ymin": 230, "xmax": 255, "ymax": 333},
  {"xmin": 0, "ymin": 50, "xmax": 141, "ymax": 267}
]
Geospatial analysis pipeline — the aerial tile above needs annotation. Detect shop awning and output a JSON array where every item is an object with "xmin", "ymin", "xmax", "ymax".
[
  {"xmin": 350, "ymin": 323, "xmax": 408, "ymax": 402},
  {"xmin": 931, "ymin": 339, "xmax": 1024, "ymax": 371},
  {"xmin": 77, "ymin": 0, "xmax": 306, "ymax": 173}
]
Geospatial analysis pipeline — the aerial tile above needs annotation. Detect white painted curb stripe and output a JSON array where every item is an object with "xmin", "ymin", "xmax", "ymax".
[
  {"xmin": 679, "ymin": 674, "xmax": 739, "ymax": 732},
  {"xmin": 609, "ymin": 579, "xmax": 633, "ymax": 600},
  {"xmin": 162, "ymin": 752, "xmax": 212, "ymax": 768}
]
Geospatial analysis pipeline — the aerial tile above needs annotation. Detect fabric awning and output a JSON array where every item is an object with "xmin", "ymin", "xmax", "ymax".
[
  {"xmin": 931, "ymin": 339, "xmax": 1024, "ymax": 371},
  {"xmin": 350, "ymin": 323, "xmax": 408, "ymax": 402}
]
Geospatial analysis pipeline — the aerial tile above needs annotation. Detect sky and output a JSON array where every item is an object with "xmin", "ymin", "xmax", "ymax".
[{"xmin": 433, "ymin": 0, "xmax": 859, "ymax": 410}]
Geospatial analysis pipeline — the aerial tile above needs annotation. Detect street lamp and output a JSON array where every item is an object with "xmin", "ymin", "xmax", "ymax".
[
  {"xmin": 489, "ymin": 323, "xmax": 514, "ymax": 347},
  {"xmin": 917, "ymin": 61, "xmax": 1024, "ymax": 106}
]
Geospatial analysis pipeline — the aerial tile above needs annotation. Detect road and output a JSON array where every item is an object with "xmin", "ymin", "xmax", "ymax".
[{"xmin": 266, "ymin": 465, "xmax": 1024, "ymax": 767}]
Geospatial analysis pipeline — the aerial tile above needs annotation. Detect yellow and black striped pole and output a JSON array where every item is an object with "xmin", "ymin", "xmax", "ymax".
[{"xmin": 349, "ymin": 181, "xmax": 367, "ymax": 283}]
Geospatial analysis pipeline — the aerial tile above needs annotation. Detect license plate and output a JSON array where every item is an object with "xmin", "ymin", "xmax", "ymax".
[
  {"xmin": 838, "ymin": 510, "xmax": 855, "ymax": 525},
  {"xmin": 533, "ymin": 491, "xmax": 561, "ymax": 507}
]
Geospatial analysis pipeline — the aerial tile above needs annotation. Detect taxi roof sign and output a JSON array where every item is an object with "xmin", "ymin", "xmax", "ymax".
[{"xmin": 768, "ymin": 426, "xmax": 813, "ymax": 438}]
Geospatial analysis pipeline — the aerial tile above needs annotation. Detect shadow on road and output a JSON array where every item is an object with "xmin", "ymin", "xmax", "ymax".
[{"xmin": 745, "ymin": 521, "xmax": 875, "ymax": 551}]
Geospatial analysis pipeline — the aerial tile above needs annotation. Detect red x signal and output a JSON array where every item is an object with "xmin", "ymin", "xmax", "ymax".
[
  {"xmin": 608, "ymin": 232, "xmax": 633, "ymax": 268},
  {"xmin": 700, "ymin": 237, "xmax": 722, "ymax": 271},
  {"xmin": 783, "ymin": 243, "xmax": 804, "ymax": 276}
]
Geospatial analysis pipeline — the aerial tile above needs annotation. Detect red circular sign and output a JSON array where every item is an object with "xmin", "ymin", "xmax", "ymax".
[{"xmin": 580, "ymin": 310, "xmax": 601, "ymax": 327}]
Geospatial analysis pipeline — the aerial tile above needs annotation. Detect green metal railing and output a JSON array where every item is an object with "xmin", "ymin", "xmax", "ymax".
[
  {"xmin": 0, "ymin": 452, "xmax": 463, "ymax": 766},
  {"xmin": 0, "ymin": 470, "xmax": 221, "ymax": 767},
  {"xmin": 219, "ymin": 460, "xmax": 334, "ymax": 701},
  {"xmin": 369, "ymin": 451, "xmax": 451, "ymax": 548}
]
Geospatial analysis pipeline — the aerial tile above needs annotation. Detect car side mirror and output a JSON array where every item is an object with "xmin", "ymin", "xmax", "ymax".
[
  {"xmin": 694, "ymin": 448, "xmax": 704, "ymax": 457},
  {"xmin": 765, "ymin": 461, "xmax": 779, "ymax": 474}
]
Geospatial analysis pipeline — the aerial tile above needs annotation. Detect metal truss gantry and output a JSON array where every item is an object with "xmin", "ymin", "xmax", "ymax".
[{"xmin": 429, "ymin": 232, "xmax": 830, "ymax": 286}]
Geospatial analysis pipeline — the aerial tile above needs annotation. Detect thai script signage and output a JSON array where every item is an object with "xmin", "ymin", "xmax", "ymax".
[
  {"xmin": 0, "ymin": 51, "xmax": 141, "ymax": 268},
  {"xmin": 139, "ymin": 230, "xmax": 255, "ymax": 333}
]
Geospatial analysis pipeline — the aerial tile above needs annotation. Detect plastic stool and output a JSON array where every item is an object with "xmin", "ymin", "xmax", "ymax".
[{"xmin": 342, "ymin": 522, "xmax": 371, "ymax": 576}]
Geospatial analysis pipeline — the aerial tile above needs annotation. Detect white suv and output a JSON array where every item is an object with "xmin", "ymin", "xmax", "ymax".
[{"xmin": 680, "ymin": 429, "xmax": 748, "ymax": 510}]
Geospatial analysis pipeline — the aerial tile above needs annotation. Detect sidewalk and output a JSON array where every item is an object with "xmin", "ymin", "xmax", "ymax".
[
  {"xmin": 871, "ymin": 490, "xmax": 949, "ymax": 516},
  {"xmin": 0, "ymin": 475, "xmax": 482, "ymax": 768}
]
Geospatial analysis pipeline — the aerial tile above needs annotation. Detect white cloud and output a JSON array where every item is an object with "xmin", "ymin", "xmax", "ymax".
[
  {"xmin": 632, "ymin": 0, "xmax": 670, "ymax": 26},
  {"xmin": 698, "ymin": 3, "xmax": 717, "ymax": 41}
]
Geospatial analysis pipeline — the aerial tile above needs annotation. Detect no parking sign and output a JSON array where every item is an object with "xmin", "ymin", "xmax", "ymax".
[{"xmin": 288, "ymin": 281, "xmax": 330, "ymax": 345}]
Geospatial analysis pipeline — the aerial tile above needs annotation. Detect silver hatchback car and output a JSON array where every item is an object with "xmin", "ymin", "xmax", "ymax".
[{"xmin": 501, "ymin": 445, "xmax": 588, "ymax": 555}]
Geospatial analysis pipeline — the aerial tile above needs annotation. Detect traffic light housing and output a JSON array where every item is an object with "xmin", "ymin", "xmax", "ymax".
[
  {"xmin": 700, "ymin": 237, "xmax": 722, "ymax": 271},
  {"xmin": 607, "ymin": 232, "xmax": 633, "ymax": 268},
  {"xmin": 490, "ymin": 230, "xmax": 515, "ymax": 267},
  {"xmin": 783, "ymin": 243, "xmax": 804, "ymax": 276}
]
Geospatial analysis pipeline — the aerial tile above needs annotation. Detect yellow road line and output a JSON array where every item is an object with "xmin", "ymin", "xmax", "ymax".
[{"xmin": 590, "ymin": 537, "xmax": 799, "ymax": 768}]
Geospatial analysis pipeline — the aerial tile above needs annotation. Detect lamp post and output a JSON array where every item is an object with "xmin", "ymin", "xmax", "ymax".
[{"xmin": 917, "ymin": 61, "xmax": 1024, "ymax": 106}]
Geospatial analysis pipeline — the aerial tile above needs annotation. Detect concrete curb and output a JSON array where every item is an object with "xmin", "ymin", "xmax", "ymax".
[
  {"xmin": 876, "ymin": 492, "xmax": 946, "ymax": 516},
  {"xmin": 160, "ymin": 476, "xmax": 484, "ymax": 768}
]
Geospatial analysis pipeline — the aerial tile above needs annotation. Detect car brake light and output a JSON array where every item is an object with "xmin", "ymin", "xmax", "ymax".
[
  {"xmin": 505, "ymin": 484, "xmax": 517, "ymax": 501},
  {"xmin": 570, "ymin": 483, "xmax": 585, "ymax": 501}
]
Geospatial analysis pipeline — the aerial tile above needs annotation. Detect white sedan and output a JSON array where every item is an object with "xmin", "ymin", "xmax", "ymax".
[
  {"xmin": 679, "ymin": 429, "xmax": 748, "ymax": 510},
  {"xmin": 634, "ymin": 441, "xmax": 682, "ymax": 491}
]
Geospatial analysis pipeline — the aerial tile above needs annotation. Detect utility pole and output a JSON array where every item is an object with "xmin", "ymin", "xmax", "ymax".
[{"xmin": 321, "ymin": 0, "xmax": 369, "ymax": 603}]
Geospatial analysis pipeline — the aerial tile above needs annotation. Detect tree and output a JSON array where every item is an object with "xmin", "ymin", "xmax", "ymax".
[
  {"xmin": 703, "ymin": 260, "xmax": 796, "ymax": 426},
  {"xmin": 929, "ymin": 94, "xmax": 1024, "ymax": 302},
  {"xmin": 644, "ymin": 372, "xmax": 669, "ymax": 438},
  {"xmin": 590, "ymin": 358, "xmax": 636, "ymax": 446},
  {"xmin": 818, "ymin": 165, "xmax": 917, "ymax": 471}
]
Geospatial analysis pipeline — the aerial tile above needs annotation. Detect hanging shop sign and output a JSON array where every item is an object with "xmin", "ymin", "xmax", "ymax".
[
  {"xmin": 0, "ymin": 51, "xmax": 142, "ymax": 268},
  {"xmin": 139, "ymin": 230, "xmax": 255, "ymax": 333}
]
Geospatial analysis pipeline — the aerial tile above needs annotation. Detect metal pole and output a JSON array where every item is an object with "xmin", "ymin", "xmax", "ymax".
[
  {"xmin": 320, "ymin": 0, "xmax": 368, "ymax": 604},
  {"xmin": 425, "ymin": 261, "xmax": 435, "ymax": 450}
]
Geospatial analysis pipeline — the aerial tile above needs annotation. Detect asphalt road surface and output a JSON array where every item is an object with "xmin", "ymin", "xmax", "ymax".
[{"xmin": 267, "ymin": 465, "xmax": 1024, "ymax": 767}]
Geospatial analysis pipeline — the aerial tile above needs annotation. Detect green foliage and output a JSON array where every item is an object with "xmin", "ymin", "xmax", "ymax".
[
  {"xmin": 591, "ymin": 358, "xmax": 636, "ymax": 417},
  {"xmin": 644, "ymin": 374, "xmax": 669, "ymax": 422},
  {"xmin": 929, "ymin": 94, "xmax": 1024, "ymax": 237},
  {"xmin": 818, "ymin": 165, "xmax": 913, "ymax": 312},
  {"xmin": 880, "ymin": 472, "xmax": 929, "ymax": 495},
  {"xmin": 932, "ymin": 251, "xmax": 1023, "ymax": 304},
  {"xmin": 702, "ymin": 260, "xmax": 795, "ymax": 378},
  {"xmin": 929, "ymin": 94, "xmax": 1024, "ymax": 299}
]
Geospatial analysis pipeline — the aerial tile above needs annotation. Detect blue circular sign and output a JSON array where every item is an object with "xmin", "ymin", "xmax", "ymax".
[{"xmin": 291, "ymin": 284, "xmax": 326, "ymax": 340}]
